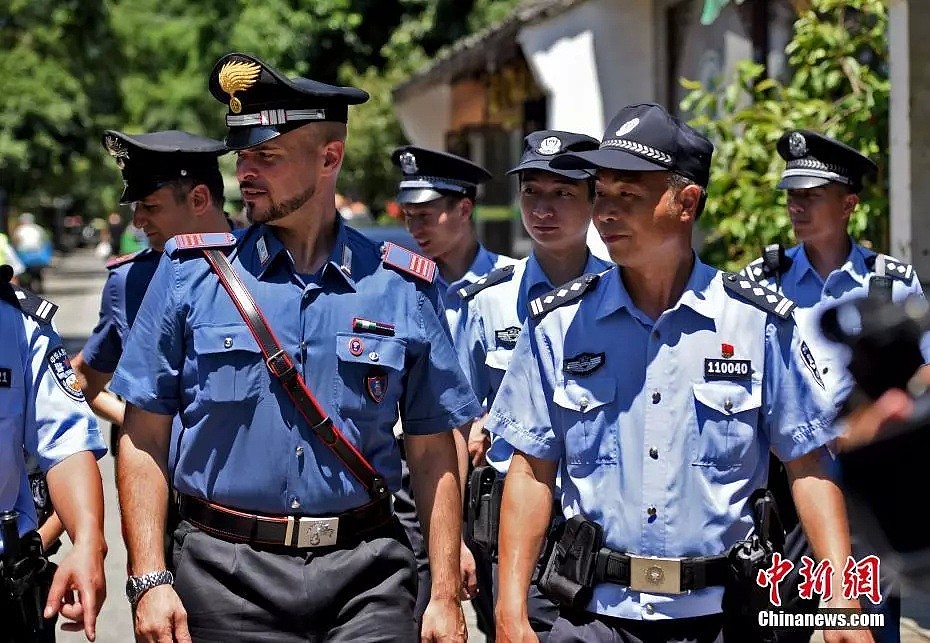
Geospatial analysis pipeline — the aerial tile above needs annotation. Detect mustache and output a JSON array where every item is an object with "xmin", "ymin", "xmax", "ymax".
[{"xmin": 239, "ymin": 181, "xmax": 266, "ymax": 191}]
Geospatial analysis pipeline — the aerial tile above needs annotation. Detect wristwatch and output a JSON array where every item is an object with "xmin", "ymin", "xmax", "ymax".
[{"xmin": 125, "ymin": 570, "xmax": 174, "ymax": 606}]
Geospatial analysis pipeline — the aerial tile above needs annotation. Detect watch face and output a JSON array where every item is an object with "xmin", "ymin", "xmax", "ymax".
[{"xmin": 125, "ymin": 577, "xmax": 138, "ymax": 601}]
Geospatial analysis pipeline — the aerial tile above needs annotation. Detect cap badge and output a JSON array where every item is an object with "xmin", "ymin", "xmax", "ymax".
[
  {"xmin": 104, "ymin": 135, "xmax": 130, "ymax": 170},
  {"xmin": 399, "ymin": 151, "xmax": 418, "ymax": 175},
  {"xmin": 537, "ymin": 136, "xmax": 562, "ymax": 155},
  {"xmin": 218, "ymin": 59, "xmax": 261, "ymax": 114},
  {"xmin": 788, "ymin": 131, "xmax": 807, "ymax": 158},
  {"xmin": 615, "ymin": 117, "xmax": 640, "ymax": 138}
]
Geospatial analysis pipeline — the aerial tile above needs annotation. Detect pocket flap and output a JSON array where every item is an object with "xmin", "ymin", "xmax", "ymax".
[
  {"xmin": 693, "ymin": 381, "xmax": 761, "ymax": 415},
  {"xmin": 553, "ymin": 377, "xmax": 616, "ymax": 413},
  {"xmin": 484, "ymin": 348, "xmax": 512, "ymax": 373},
  {"xmin": 193, "ymin": 324, "xmax": 262, "ymax": 354},
  {"xmin": 335, "ymin": 332, "xmax": 405, "ymax": 370}
]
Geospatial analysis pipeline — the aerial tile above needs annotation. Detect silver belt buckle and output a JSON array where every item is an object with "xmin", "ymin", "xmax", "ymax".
[
  {"xmin": 628, "ymin": 555, "xmax": 683, "ymax": 594},
  {"xmin": 285, "ymin": 516, "xmax": 339, "ymax": 548}
]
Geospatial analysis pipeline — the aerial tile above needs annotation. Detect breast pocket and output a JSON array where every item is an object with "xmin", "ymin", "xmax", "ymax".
[
  {"xmin": 192, "ymin": 324, "xmax": 266, "ymax": 402},
  {"xmin": 484, "ymin": 348, "xmax": 512, "ymax": 374},
  {"xmin": 553, "ymin": 377, "xmax": 618, "ymax": 467},
  {"xmin": 335, "ymin": 332, "xmax": 406, "ymax": 420},
  {"xmin": 691, "ymin": 380, "xmax": 762, "ymax": 469}
]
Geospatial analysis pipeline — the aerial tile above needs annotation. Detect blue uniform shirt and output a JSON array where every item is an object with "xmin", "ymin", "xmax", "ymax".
[
  {"xmin": 745, "ymin": 242, "xmax": 926, "ymax": 403},
  {"xmin": 110, "ymin": 219, "xmax": 481, "ymax": 515},
  {"xmin": 486, "ymin": 257, "xmax": 837, "ymax": 620},
  {"xmin": 436, "ymin": 244, "xmax": 517, "ymax": 356},
  {"xmin": 0, "ymin": 302, "xmax": 105, "ymax": 553},
  {"xmin": 82, "ymin": 248, "xmax": 161, "ymax": 373}
]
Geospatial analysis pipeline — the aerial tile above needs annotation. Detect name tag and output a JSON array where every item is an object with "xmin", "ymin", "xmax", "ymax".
[{"xmin": 704, "ymin": 358, "xmax": 752, "ymax": 380}]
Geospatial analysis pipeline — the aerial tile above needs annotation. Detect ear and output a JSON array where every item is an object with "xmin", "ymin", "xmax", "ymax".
[
  {"xmin": 842, "ymin": 193, "xmax": 859, "ymax": 219},
  {"xmin": 320, "ymin": 140, "xmax": 345, "ymax": 178},
  {"xmin": 458, "ymin": 197, "xmax": 474, "ymax": 222},
  {"xmin": 189, "ymin": 184, "xmax": 211, "ymax": 215},
  {"xmin": 675, "ymin": 184, "xmax": 701, "ymax": 223}
]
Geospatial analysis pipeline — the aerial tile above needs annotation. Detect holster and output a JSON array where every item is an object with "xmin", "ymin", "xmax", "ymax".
[
  {"xmin": 0, "ymin": 530, "xmax": 57, "ymax": 641},
  {"xmin": 537, "ymin": 515, "xmax": 603, "ymax": 610},
  {"xmin": 465, "ymin": 465, "xmax": 504, "ymax": 557}
]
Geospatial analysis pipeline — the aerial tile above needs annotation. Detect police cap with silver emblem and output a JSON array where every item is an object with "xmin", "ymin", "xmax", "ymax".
[
  {"xmin": 776, "ymin": 130, "xmax": 877, "ymax": 193},
  {"xmin": 391, "ymin": 146, "xmax": 492, "ymax": 205},
  {"xmin": 102, "ymin": 130, "xmax": 226, "ymax": 205},
  {"xmin": 209, "ymin": 52, "xmax": 369, "ymax": 151},
  {"xmin": 506, "ymin": 130, "xmax": 599, "ymax": 180},
  {"xmin": 551, "ymin": 103, "xmax": 714, "ymax": 187}
]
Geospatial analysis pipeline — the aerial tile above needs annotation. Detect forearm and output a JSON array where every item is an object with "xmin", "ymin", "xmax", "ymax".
[
  {"xmin": 497, "ymin": 453, "xmax": 555, "ymax": 612},
  {"xmin": 406, "ymin": 430, "xmax": 463, "ymax": 600},
  {"xmin": 453, "ymin": 423, "xmax": 470, "ymax": 495},
  {"xmin": 116, "ymin": 404, "xmax": 172, "ymax": 574},
  {"xmin": 37, "ymin": 512, "xmax": 65, "ymax": 550},
  {"xmin": 46, "ymin": 451, "xmax": 106, "ymax": 553},
  {"xmin": 73, "ymin": 352, "xmax": 125, "ymax": 425},
  {"xmin": 90, "ymin": 390, "xmax": 125, "ymax": 427}
]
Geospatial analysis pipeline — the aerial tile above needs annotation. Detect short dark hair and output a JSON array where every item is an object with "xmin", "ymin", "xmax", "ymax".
[
  {"xmin": 667, "ymin": 173, "xmax": 706, "ymax": 219},
  {"xmin": 169, "ymin": 173, "xmax": 225, "ymax": 209}
]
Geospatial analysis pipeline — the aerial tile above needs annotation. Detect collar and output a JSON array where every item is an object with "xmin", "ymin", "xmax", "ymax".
[
  {"xmin": 440, "ymin": 243, "xmax": 497, "ymax": 293},
  {"xmin": 594, "ymin": 254, "xmax": 716, "ymax": 322},
  {"xmin": 247, "ymin": 218, "xmax": 356, "ymax": 290},
  {"xmin": 525, "ymin": 250, "xmax": 608, "ymax": 294},
  {"xmin": 792, "ymin": 239, "xmax": 870, "ymax": 288}
]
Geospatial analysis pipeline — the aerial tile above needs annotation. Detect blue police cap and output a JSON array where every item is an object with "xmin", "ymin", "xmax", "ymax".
[
  {"xmin": 550, "ymin": 103, "xmax": 714, "ymax": 187},
  {"xmin": 102, "ymin": 130, "xmax": 226, "ymax": 205},
  {"xmin": 506, "ymin": 130, "xmax": 599, "ymax": 180},
  {"xmin": 776, "ymin": 130, "xmax": 877, "ymax": 193},
  {"xmin": 391, "ymin": 146, "xmax": 492, "ymax": 205},
  {"xmin": 209, "ymin": 52, "xmax": 370, "ymax": 151}
]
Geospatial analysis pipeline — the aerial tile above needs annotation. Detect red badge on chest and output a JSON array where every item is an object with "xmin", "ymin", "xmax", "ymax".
[{"xmin": 366, "ymin": 368, "xmax": 387, "ymax": 404}]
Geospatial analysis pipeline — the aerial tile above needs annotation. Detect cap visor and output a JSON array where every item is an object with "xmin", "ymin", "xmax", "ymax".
[
  {"xmin": 776, "ymin": 175, "xmax": 832, "ymax": 190},
  {"xmin": 396, "ymin": 188, "xmax": 444, "ymax": 205},
  {"xmin": 506, "ymin": 160, "xmax": 591, "ymax": 181},
  {"xmin": 225, "ymin": 126, "xmax": 281, "ymax": 151},
  {"xmin": 550, "ymin": 148, "xmax": 668, "ymax": 173}
]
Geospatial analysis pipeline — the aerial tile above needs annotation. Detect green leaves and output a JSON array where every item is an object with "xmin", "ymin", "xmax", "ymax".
[{"xmin": 683, "ymin": 0, "xmax": 889, "ymax": 270}]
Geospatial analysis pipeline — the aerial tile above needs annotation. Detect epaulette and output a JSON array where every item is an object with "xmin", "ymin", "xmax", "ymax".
[
  {"xmin": 0, "ymin": 282, "xmax": 58, "ymax": 324},
  {"xmin": 722, "ymin": 273, "xmax": 796, "ymax": 320},
  {"xmin": 105, "ymin": 248, "xmax": 150, "ymax": 270},
  {"xmin": 741, "ymin": 243, "xmax": 792, "ymax": 282},
  {"xmin": 529, "ymin": 272, "xmax": 601, "ymax": 321},
  {"xmin": 457, "ymin": 264, "xmax": 516, "ymax": 300},
  {"xmin": 865, "ymin": 254, "xmax": 914, "ymax": 283},
  {"xmin": 164, "ymin": 232, "xmax": 237, "ymax": 258},
  {"xmin": 381, "ymin": 242, "xmax": 437, "ymax": 283}
]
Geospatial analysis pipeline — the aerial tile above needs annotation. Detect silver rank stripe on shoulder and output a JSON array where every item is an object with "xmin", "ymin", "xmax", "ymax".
[
  {"xmin": 530, "ymin": 272, "xmax": 599, "ymax": 319},
  {"xmin": 724, "ymin": 274, "xmax": 795, "ymax": 319},
  {"xmin": 457, "ymin": 264, "xmax": 515, "ymax": 299},
  {"xmin": 876, "ymin": 255, "xmax": 913, "ymax": 281}
]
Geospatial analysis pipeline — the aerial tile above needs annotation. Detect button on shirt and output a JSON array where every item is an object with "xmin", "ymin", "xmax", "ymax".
[
  {"xmin": 0, "ymin": 304, "xmax": 105, "ymax": 553},
  {"xmin": 753, "ymin": 242, "xmax": 926, "ymax": 403},
  {"xmin": 82, "ymin": 249, "xmax": 161, "ymax": 373},
  {"xmin": 110, "ymin": 220, "xmax": 481, "ymax": 515},
  {"xmin": 485, "ymin": 257, "xmax": 836, "ymax": 620}
]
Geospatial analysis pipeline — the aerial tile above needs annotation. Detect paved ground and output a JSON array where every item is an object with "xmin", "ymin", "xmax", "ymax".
[{"xmin": 43, "ymin": 248, "xmax": 927, "ymax": 642}]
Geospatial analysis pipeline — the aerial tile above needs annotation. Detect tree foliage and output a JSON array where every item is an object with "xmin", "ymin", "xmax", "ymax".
[
  {"xmin": 0, "ymin": 0, "xmax": 520, "ymax": 224},
  {"xmin": 682, "ymin": 0, "xmax": 889, "ymax": 271}
]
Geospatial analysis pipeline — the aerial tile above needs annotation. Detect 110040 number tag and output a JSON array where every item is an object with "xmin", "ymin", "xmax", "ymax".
[{"xmin": 704, "ymin": 358, "xmax": 752, "ymax": 381}]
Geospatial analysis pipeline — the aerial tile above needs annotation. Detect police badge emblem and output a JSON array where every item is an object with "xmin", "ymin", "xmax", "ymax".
[
  {"xmin": 47, "ymin": 346, "xmax": 85, "ymax": 402},
  {"xmin": 615, "ymin": 117, "xmax": 640, "ymax": 137},
  {"xmin": 788, "ymin": 131, "xmax": 807, "ymax": 158},
  {"xmin": 562, "ymin": 352, "xmax": 606, "ymax": 376},
  {"xmin": 399, "ymin": 152, "xmax": 418, "ymax": 175},
  {"xmin": 366, "ymin": 368, "xmax": 387, "ymax": 404},
  {"xmin": 218, "ymin": 59, "xmax": 261, "ymax": 114},
  {"xmin": 537, "ymin": 136, "xmax": 562, "ymax": 155},
  {"xmin": 348, "ymin": 337, "xmax": 364, "ymax": 357},
  {"xmin": 104, "ymin": 135, "xmax": 130, "ymax": 170}
]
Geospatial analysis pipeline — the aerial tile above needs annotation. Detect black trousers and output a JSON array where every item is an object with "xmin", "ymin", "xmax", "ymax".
[
  {"xmin": 548, "ymin": 609, "xmax": 725, "ymax": 643},
  {"xmin": 171, "ymin": 518, "xmax": 417, "ymax": 642}
]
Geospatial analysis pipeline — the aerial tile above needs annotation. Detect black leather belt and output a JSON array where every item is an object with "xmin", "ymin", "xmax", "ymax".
[
  {"xmin": 177, "ymin": 493, "xmax": 392, "ymax": 549},
  {"xmin": 594, "ymin": 548, "xmax": 728, "ymax": 594}
]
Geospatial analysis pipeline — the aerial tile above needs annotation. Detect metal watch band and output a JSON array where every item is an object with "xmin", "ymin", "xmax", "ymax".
[{"xmin": 127, "ymin": 569, "xmax": 174, "ymax": 606}]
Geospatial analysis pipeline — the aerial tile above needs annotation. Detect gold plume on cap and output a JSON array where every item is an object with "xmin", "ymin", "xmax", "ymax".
[
  {"xmin": 218, "ymin": 60, "xmax": 261, "ymax": 114},
  {"xmin": 104, "ymin": 135, "xmax": 129, "ymax": 169}
]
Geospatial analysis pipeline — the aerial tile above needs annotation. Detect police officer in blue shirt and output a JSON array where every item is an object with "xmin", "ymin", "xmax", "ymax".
[
  {"xmin": 0, "ymin": 265, "xmax": 107, "ymax": 641},
  {"xmin": 489, "ymin": 103, "xmax": 872, "ymax": 643},
  {"xmin": 391, "ymin": 145, "xmax": 518, "ymax": 631},
  {"xmin": 111, "ymin": 53, "xmax": 481, "ymax": 643},
  {"xmin": 742, "ymin": 131, "xmax": 919, "ymax": 643},
  {"xmin": 71, "ymin": 130, "xmax": 230, "ymax": 452},
  {"xmin": 458, "ymin": 130, "xmax": 611, "ymax": 641}
]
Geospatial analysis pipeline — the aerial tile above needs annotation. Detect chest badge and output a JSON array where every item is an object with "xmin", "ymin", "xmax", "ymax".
[
  {"xmin": 494, "ymin": 326, "xmax": 521, "ymax": 349},
  {"xmin": 348, "ymin": 337, "xmax": 364, "ymax": 356},
  {"xmin": 704, "ymin": 358, "xmax": 752, "ymax": 381},
  {"xmin": 562, "ymin": 352, "xmax": 605, "ymax": 377},
  {"xmin": 353, "ymin": 317, "xmax": 396, "ymax": 337},
  {"xmin": 0, "ymin": 367, "xmax": 11, "ymax": 388},
  {"xmin": 366, "ymin": 368, "xmax": 388, "ymax": 404},
  {"xmin": 721, "ymin": 343, "xmax": 734, "ymax": 359}
]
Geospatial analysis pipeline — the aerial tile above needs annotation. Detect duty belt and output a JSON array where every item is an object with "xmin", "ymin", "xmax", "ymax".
[
  {"xmin": 177, "ymin": 493, "xmax": 393, "ymax": 549},
  {"xmin": 594, "ymin": 549, "xmax": 728, "ymax": 595}
]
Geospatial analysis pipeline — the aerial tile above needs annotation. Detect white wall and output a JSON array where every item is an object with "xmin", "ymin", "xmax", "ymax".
[{"xmin": 393, "ymin": 83, "xmax": 453, "ymax": 150}]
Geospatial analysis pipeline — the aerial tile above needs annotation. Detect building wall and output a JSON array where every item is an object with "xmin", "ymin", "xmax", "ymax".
[{"xmin": 394, "ymin": 83, "xmax": 452, "ymax": 151}]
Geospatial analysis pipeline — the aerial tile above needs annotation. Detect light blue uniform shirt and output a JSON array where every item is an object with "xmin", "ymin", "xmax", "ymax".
[
  {"xmin": 0, "ymin": 301, "xmax": 105, "ymax": 553},
  {"xmin": 486, "ymin": 257, "xmax": 837, "ymax": 620},
  {"xmin": 436, "ymin": 244, "xmax": 518, "ymax": 359},
  {"xmin": 110, "ymin": 219, "xmax": 481, "ymax": 515},
  {"xmin": 745, "ymin": 242, "xmax": 926, "ymax": 404}
]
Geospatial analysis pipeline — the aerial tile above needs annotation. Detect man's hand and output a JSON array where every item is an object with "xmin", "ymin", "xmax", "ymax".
[
  {"xmin": 822, "ymin": 626, "xmax": 874, "ymax": 643},
  {"xmin": 467, "ymin": 416, "xmax": 490, "ymax": 468},
  {"xmin": 134, "ymin": 584, "xmax": 192, "ymax": 643},
  {"xmin": 495, "ymin": 603, "xmax": 537, "ymax": 643},
  {"xmin": 420, "ymin": 596, "xmax": 466, "ymax": 642},
  {"xmin": 459, "ymin": 540, "xmax": 478, "ymax": 602},
  {"xmin": 43, "ymin": 540, "xmax": 107, "ymax": 641}
]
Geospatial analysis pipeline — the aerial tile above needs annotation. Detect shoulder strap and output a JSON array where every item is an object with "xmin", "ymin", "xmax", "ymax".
[
  {"xmin": 201, "ymin": 248, "xmax": 387, "ymax": 501},
  {"xmin": 106, "ymin": 249, "xmax": 148, "ymax": 270},
  {"xmin": 165, "ymin": 232, "xmax": 237, "ymax": 258},
  {"xmin": 0, "ymin": 279, "xmax": 58, "ymax": 324},
  {"xmin": 866, "ymin": 254, "xmax": 914, "ymax": 283},
  {"xmin": 722, "ymin": 272, "xmax": 796, "ymax": 320},
  {"xmin": 528, "ymin": 271, "xmax": 601, "ymax": 321},
  {"xmin": 742, "ymin": 244, "xmax": 791, "ymax": 283},
  {"xmin": 381, "ymin": 242, "xmax": 437, "ymax": 283},
  {"xmin": 457, "ymin": 264, "xmax": 516, "ymax": 300}
]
